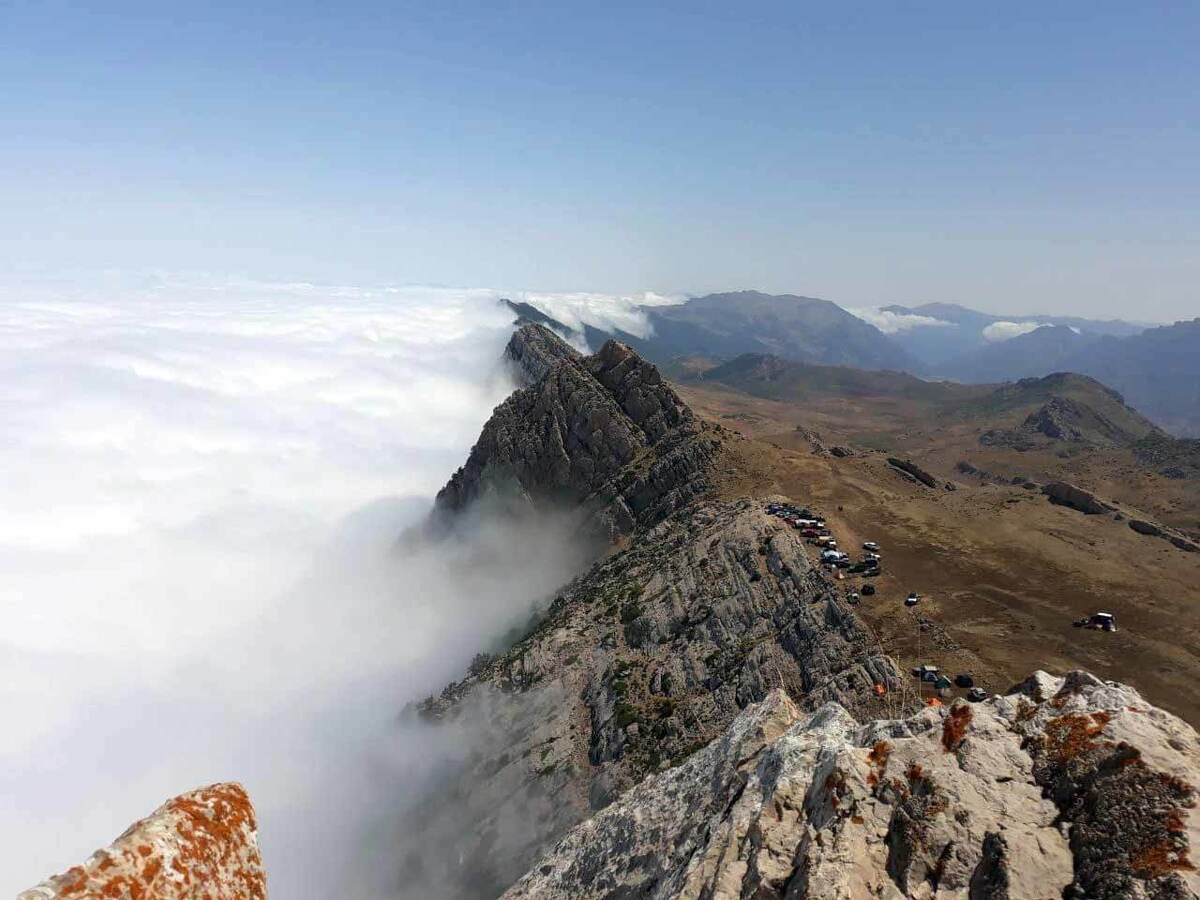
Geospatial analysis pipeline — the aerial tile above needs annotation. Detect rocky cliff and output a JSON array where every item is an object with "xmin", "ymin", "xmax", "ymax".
[
  {"xmin": 19, "ymin": 783, "xmax": 265, "ymax": 899},
  {"xmin": 505, "ymin": 671, "xmax": 1200, "ymax": 900},
  {"xmin": 434, "ymin": 327, "xmax": 722, "ymax": 537},
  {"xmin": 502, "ymin": 320, "xmax": 579, "ymax": 387},
  {"xmin": 406, "ymin": 498, "xmax": 902, "ymax": 897}
]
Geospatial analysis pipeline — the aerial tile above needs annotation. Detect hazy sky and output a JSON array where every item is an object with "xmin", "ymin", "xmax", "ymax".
[{"xmin": 2, "ymin": 2, "xmax": 1197, "ymax": 321}]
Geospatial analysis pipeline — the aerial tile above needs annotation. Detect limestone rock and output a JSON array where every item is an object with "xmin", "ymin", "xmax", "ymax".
[
  {"xmin": 19, "ymin": 783, "xmax": 265, "ymax": 900},
  {"xmin": 405, "ymin": 499, "xmax": 901, "ymax": 896},
  {"xmin": 505, "ymin": 672, "xmax": 1200, "ymax": 900},
  {"xmin": 1041, "ymin": 480, "xmax": 1116, "ymax": 515}
]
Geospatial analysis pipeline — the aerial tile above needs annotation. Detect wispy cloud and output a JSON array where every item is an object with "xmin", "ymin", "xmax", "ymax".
[
  {"xmin": 513, "ymin": 290, "xmax": 685, "ymax": 341},
  {"xmin": 844, "ymin": 306, "xmax": 954, "ymax": 334},
  {"xmin": 981, "ymin": 320, "xmax": 1044, "ymax": 343}
]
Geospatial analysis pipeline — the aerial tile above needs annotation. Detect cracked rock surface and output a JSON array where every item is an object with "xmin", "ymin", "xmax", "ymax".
[{"xmin": 504, "ymin": 671, "xmax": 1200, "ymax": 900}]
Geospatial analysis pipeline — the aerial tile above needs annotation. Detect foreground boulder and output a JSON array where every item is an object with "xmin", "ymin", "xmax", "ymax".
[
  {"xmin": 505, "ymin": 671, "xmax": 1200, "ymax": 900},
  {"xmin": 19, "ymin": 783, "xmax": 265, "ymax": 899}
]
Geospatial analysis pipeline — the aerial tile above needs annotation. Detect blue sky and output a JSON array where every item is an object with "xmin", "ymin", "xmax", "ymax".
[{"xmin": 2, "ymin": 2, "xmax": 1197, "ymax": 320}]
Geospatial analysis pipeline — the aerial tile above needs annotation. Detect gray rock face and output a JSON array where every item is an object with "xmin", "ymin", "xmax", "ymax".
[
  {"xmin": 408, "ymin": 499, "xmax": 902, "ymax": 897},
  {"xmin": 505, "ymin": 671, "xmax": 1200, "ymax": 900},
  {"xmin": 1042, "ymin": 480, "xmax": 1116, "ymax": 515},
  {"xmin": 503, "ymin": 321, "xmax": 580, "ymax": 387},
  {"xmin": 434, "ymin": 331, "xmax": 720, "ymax": 537}
]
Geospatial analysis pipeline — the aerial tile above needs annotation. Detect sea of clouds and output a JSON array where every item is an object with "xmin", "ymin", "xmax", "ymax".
[{"xmin": 0, "ymin": 276, "xmax": 648, "ymax": 896}]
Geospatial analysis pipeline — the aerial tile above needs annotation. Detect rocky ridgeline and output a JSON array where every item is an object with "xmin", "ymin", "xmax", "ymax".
[
  {"xmin": 20, "ymin": 783, "xmax": 265, "ymax": 899},
  {"xmin": 502, "ymin": 317, "xmax": 579, "ymax": 386},
  {"xmin": 1043, "ymin": 480, "xmax": 1199, "ymax": 552},
  {"xmin": 981, "ymin": 396, "xmax": 1148, "ymax": 451},
  {"xmin": 434, "ymin": 324, "xmax": 721, "ymax": 538},
  {"xmin": 504, "ymin": 671, "xmax": 1200, "ymax": 900},
  {"xmin": 406, "ymin": 498, "xmax": 901, "ymax": 896}
]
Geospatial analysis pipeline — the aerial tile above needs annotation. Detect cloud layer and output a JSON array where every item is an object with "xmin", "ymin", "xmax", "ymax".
[
  {"xmin": 0, "ymin": 277, "xmax": 599, "ymax": 896},
  {"xmin": 845, "ymin": 306, "xmax": 954, "ymax": 335}
]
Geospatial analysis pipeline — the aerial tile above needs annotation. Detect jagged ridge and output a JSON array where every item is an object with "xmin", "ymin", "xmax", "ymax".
[
  {"xmin": 435, "ymin": 325, "xmax": 721, "ymax": 537},
  {"xmin": 407, "ymin": 498, "xmax": 902, "ymax": 896}
]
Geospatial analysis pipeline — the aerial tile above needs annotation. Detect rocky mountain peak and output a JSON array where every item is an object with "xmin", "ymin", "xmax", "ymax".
[
  {"xmin": 434, "ymin": 332, "xmax": 719, "ymax": 537},
  {"xmin": 503, "ymin": 321, "xmax": 579, "ymax": 387}
]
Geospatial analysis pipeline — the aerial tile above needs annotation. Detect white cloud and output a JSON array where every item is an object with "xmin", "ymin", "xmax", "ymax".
[
  {"xmin": 981, "ymin": 320, "xmax": 1045, "ymax": 343},
  {"xmin": 513, "ymin": 290, "xmax": 685, "ymax": 342},
  {"xmin": 844, "ymin": 306, "xmax": 954, "ymax": 334},
  {"xmin": 0, "ymin": 276, "xmax": 595, "ymax": 897}
]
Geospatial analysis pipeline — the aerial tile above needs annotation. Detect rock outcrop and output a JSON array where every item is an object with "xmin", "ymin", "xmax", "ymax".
[
  {"xmin": 981, "ymin": 396, "xmax": 1150, "ymax": 451},
  {"xmin": 19, "ymin": 783, "xmax": 265, "ymax": 899},
  {"xmin": 502, "ymin": 320, "xmax": 580, "ymax": 387},
  {"xmin": 405, "ymin": 499, "xmax": 902, "ymax": 897},
  {"xmin": 1042, "ymin": 480, "xmax": 1117, "ymax": 515},
  {"xmin": 434, "ymin": 329, "xmax": 721, "ymax": 537},
  {"xmin": 505, "ymin": 671, "xmax": 1200, "ymax": 900},
  {"xmin": 887, "ymin": 457, "xmax": 939, "ymax": 488},
  {"xmin": 1129, "ymin": 518, "xmax": 1200, "ymax": 553}
]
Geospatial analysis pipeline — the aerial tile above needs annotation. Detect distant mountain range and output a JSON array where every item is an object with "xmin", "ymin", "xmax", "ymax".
[
  {"xmin": 881, "ymin": 301, "xmax": 1146, "ymax": 369},
  {"xmin": 940, "ymin": 319, "xmax": 1200, "ymax": 437},
  {"xmin": 505, "ymin": 293, "xmax": 1200, "ymax": 437},
  {"xmin": 507, "ymin": 291, "xmax": 917, "ymax": 372}
]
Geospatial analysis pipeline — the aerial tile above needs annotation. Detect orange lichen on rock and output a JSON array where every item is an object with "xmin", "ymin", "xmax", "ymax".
[
  {"xmin": 1042, "ymin": 710, "xmax": 1112, "ymax": 763},
  {"xmin": 17, "ymin": 783, "xmax": 266, "ymax": 900},
  {"xmin": 942, "ymin": 703, "xmax": 973, "ymax": 752},
  {"xmin": 865, "ymin": 739, "xmax": 891, "ymax": 786}
]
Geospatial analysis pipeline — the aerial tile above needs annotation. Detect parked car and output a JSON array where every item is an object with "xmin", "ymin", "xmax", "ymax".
[
  {"xmin": 905, "ymin": 592, "xmax": 920, "ymax": 607},
  {"xmin": 861, "ymin": 583, "xmax": 876, "ymax": 596},
  {"xmin": 967, "ymin": 687, "xmax": 987, "ymax": 702},
  {"xmin": 863, "ymin": 541, "xmax": 880, "ymax": 551}
]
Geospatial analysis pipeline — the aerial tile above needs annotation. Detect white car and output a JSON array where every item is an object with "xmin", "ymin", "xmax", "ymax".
[{"xmin": 863, "ymin": 541, "xmax": 880, "ymax": 551}]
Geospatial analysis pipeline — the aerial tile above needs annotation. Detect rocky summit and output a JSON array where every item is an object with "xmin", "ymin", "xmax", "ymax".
[
  {"xmin": 19, "ymin": 783, "xmax": 265, "ymax": 899},
  {"xmin": 434, "ymin": 324, "xmax": 722, "ymax": 538},
  {"xmin": 504, "ymin": 671, "xmax": 1200, "ymax": 900}
]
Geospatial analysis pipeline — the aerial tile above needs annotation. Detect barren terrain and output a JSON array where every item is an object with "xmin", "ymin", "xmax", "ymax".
[{"xmin": 684, "ymin": 381, "xmax": 1200, "ymax": 724}]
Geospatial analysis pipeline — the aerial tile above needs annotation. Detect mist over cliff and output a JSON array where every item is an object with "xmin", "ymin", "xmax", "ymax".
[{"xmin": 0, "ymin": 277, "xmax": 605, "ymax": 896}]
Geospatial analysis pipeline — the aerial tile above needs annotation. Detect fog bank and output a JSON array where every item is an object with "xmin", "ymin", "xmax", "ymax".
[{"xmin": 0, "ymin": 278, "xmax": 603, "ymax": 896}]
